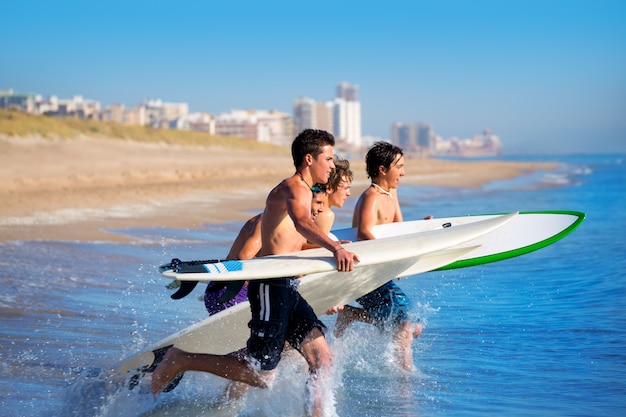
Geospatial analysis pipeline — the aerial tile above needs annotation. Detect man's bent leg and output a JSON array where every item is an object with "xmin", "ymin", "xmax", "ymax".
[
  {"xmin": 333, "ymin": 305, "xmax": 373, "ymax": 338},
  {"xmin": 150, "ymin": 347, "xmax": 274, "ymax": 398}
]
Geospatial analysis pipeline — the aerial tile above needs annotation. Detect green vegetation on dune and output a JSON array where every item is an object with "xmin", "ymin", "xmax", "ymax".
[{"xmin": 0, "ymin": 108, "xmax": 287, "ymax": 152}]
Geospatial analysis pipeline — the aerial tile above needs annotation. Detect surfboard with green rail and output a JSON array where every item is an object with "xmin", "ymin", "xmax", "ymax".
[{"xmin": 330, "ymin": 210, "xmax": 585, "ymax": 272}]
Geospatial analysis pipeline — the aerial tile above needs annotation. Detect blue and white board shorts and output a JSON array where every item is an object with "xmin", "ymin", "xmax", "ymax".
[
  {"xmin": 246, "ymin": 277, "xmax": 326, "ymax": 371},
  {"xmin": 356, "ymin": 280, "xmax": 412, "ymax": 330}
]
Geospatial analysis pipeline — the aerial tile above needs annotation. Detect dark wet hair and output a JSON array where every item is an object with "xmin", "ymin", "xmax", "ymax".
[
  {"xmin": 291, "ymin": 129, "xmax": 335, "ymax": 169},
  {"xmin": 327, "ymin": 157, "xmax": 353, "ymax": 192},
  {"xmin": 365, "ymin": 141, "xmax": 404, "ymax": 180}
]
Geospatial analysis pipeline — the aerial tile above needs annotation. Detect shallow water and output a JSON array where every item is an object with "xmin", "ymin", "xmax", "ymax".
[{"xmin": 1, "ymin": 153, "xmax": 625, "ymax": 416}]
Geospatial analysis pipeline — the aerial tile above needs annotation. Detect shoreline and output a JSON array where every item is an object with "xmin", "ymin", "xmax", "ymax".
[{"xmin": 0, "ymin": 135, "xmax": 558, "ymax": 243}]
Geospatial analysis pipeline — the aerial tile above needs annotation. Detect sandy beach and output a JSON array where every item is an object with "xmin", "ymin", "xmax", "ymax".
[{"xmin": 0, "ymin": 135, "xmax": 557, "ymax": 243}]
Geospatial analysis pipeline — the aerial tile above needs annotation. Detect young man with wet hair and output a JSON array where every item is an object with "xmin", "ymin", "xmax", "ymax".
[
  {"xmin": 333, "ymin": 141, "xmax": 426, "ymax": 371},
  {"xmin": 151, "ymin": 129, "xmax": 359, "ymax": 416},
  {"xmin": 314, "ymin": 156, "xmax": 353, "ymax": 235}
]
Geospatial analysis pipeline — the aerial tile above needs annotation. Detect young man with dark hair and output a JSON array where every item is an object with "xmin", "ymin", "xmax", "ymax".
[
  {"xmin": 314, "ymin": 156, "xmax": 353, "ymax": 235},
  {"xmin": 151, "ymin": 129, "xmax": 359, "ymax": 416},
  {"xmin": 333, "ymin": 141, "xmax": 426, "ymax": 371}
]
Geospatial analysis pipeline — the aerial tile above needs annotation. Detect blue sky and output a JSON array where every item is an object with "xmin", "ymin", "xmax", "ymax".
[{"xmin": 3, "ymin": 0, "xmax": 625, "ymax": 154}]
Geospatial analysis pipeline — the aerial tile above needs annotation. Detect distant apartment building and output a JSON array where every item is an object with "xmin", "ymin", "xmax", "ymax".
[
  {"xmin": 124, "ymin": 106, "xmax": 147, "ymax": 126},
  {"xmin": 0, "ymin": 89, "xmax": 36, "ymax": 113},
  {"xmin": 391, "ymin": 122, "xmax": 435, "ymax": 153},
  {"xmin": 52, "ymin": 95, "xmax": 101, "ymax": 119},
  {"xmin": 293, "ymin": 97, "xmax": 314, "ymax": 133},
  {"xmin": 392, "ymin": 120, "xmax": 503, "ymax": 157},
  {"xmin": 213, "ymin": 109, "xmax": 294, "ymax": 145},
  {"xmin": 1, "ymin": 90, "xmax": 101, "ymax": 119},
  {"xmin": 98, "ymin": 103, "xmax": 147, "ymax": 126},
  {"xmin": 141, "ymin": 99, "xmax": 189, "ymax": 129},
  {"xmin": 3, "ymin": 84, "xmax": 367, "ymax": 149},
  {"xmin": 334, "ymin": 82, "xmax": 362, "ymax": 148},
  {"xmin": 94, "ymin": 99, "xmax": 188, "ymax": 128},
  {"xmin": 336, "ymin": 82, "xmax": 359, "ymax": 101},
  {"xmin": 99, "ymin": 104, "xmax": 125, "ymax": 124},
  {"xmin": 184, "ymin": 112, "xmax": 215, "ymax": 133},
  {"xmin": 292, "ymin": 82, "xmax": 362, "ymax": 149},
  {"xmin": 293, "ymin": 97, "xmax": 334, "ymax": 134},
  {"xmin": 35, "ymin": 95, "xmax": 59, "ymax": 115}
]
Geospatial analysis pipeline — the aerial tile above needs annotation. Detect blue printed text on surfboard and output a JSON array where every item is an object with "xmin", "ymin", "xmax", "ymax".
[{"xmin": 202, "ymin": 260, "xmax": 244, "ymax": 274}]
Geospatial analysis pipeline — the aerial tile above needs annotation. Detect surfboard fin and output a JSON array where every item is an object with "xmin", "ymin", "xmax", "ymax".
[
  {"xmin": 170, "ymin": 280, "xmax": 199, "ymax": 300},
  {"xmin": 204, "ymin": 280, "xmax": 246, "ymax": 303},
  {"xmin": 216, "ymin": 280, "xmax": 246, "ymax": 303},
  {"xmin": 162, "ymin": 258, "xmax": 226, "ymax": 300}
]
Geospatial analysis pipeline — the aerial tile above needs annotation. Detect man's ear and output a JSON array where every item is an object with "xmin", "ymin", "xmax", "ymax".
[{"xmin": 304, "ymin": 153, "xmax": 314, "ymax": 166}]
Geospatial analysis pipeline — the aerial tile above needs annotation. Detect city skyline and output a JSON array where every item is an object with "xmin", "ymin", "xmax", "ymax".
[{"xmin": 2, "ymin": 0, "xmax": 625, "ymax": 154}]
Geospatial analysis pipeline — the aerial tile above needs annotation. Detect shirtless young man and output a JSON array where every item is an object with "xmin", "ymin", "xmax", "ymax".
[
  {"xmin": 151, "ymin": 129, "xmax": 359, "ymax": 416},
  {"xmin": 202, "ymin": 187, "xmax": 328, "ymax": 401},
  {"xmin": 333, "ymin": 141, "xmax": 427, "ymax": 372},
  {"xmin": 204, "ymin": 187, "xmax": 328, "ymax": 316},
  {"xmin": 314, "ymin": 156, "xmax": 353, "ymax": 235},
  {"xmin": 199, "ymin": 214, "xmax": 262, "ymax": 315}
]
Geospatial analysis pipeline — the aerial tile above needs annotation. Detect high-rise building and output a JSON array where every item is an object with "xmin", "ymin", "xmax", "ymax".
[
  {"xmin": 293, "ymin": 97, "xmax": 334, "ymax": 134},
  {"xmin": 391, "ymin": 122, "xmax": 434, "ymax": 153},
  {"xmin": 391, "ymin": 122, "xmax": 416, "ymax": 148},
  {"xmin": 293, "ymin": 97, "xmax": 315, "ymax": 133},
  {"xmin": 333, "ymin": 82, "xmax": 362, "ymax": 148},
  {"xmin": 336, "ymin": 81, "xmax": 359, "ymax": 101},
  {"xmin": 292, "ymin": 82, "xmax": 362, "ymax": 148},
  {"xmin": 416, "ymin": 124, "xmax": 435, "ymax": 149}
]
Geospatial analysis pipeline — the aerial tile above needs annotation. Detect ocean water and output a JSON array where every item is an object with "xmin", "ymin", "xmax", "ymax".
[{"xmin": 1, "ymin": 153, "xmax": 625, "ymax": 417}]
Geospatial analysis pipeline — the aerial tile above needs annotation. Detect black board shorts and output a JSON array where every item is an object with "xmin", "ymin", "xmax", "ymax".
[{"xmin": 246, "ymin": 277, "xmax": 326, "ymax": 371}]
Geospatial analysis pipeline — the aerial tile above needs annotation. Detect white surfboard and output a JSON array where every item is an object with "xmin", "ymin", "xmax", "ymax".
[
  {"xmin": 115, "ymin": 211, "xmax": 585, "ymax": 392},
  {"xmin": 115, "ymin": 244, "xmax": 479, "ymax": 382},
  {"xmin": 160, "ymin": 212, "xmax": 518, "ymax": 282},
  {"xmin": 330, "ymin": 210, "xmax": 585, "ymax": 271},
  {"xmin": 117, "ymin": 214, "xmax": 520, "ymax": 386}
]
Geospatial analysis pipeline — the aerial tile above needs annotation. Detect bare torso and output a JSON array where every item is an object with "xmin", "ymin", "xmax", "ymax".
[
  {"xmin": 260, "ymin": 176, "xmax": 308, "ymax": 256},
  {"xmin": 352, "ymin": 185, "xmax": 402, "ymax": 240},
  {"xmin": 226, "ymin": 213, "xmax": 263, "ymax": 260}
]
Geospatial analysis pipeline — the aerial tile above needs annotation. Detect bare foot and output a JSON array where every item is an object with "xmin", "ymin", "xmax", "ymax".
[{"xmin": 150, "ymin": 347, "xmax": 184, "ymax": 398}]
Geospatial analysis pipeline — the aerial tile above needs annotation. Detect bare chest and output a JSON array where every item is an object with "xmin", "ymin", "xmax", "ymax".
[{"xmin": 376, "ymin": 195, "xmax": 396, "ymax": 225}]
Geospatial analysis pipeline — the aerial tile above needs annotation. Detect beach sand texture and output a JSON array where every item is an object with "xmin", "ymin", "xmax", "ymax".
[{"xmin": 0, "ymin": 135, "xmax": 556, "ymax": 242}]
